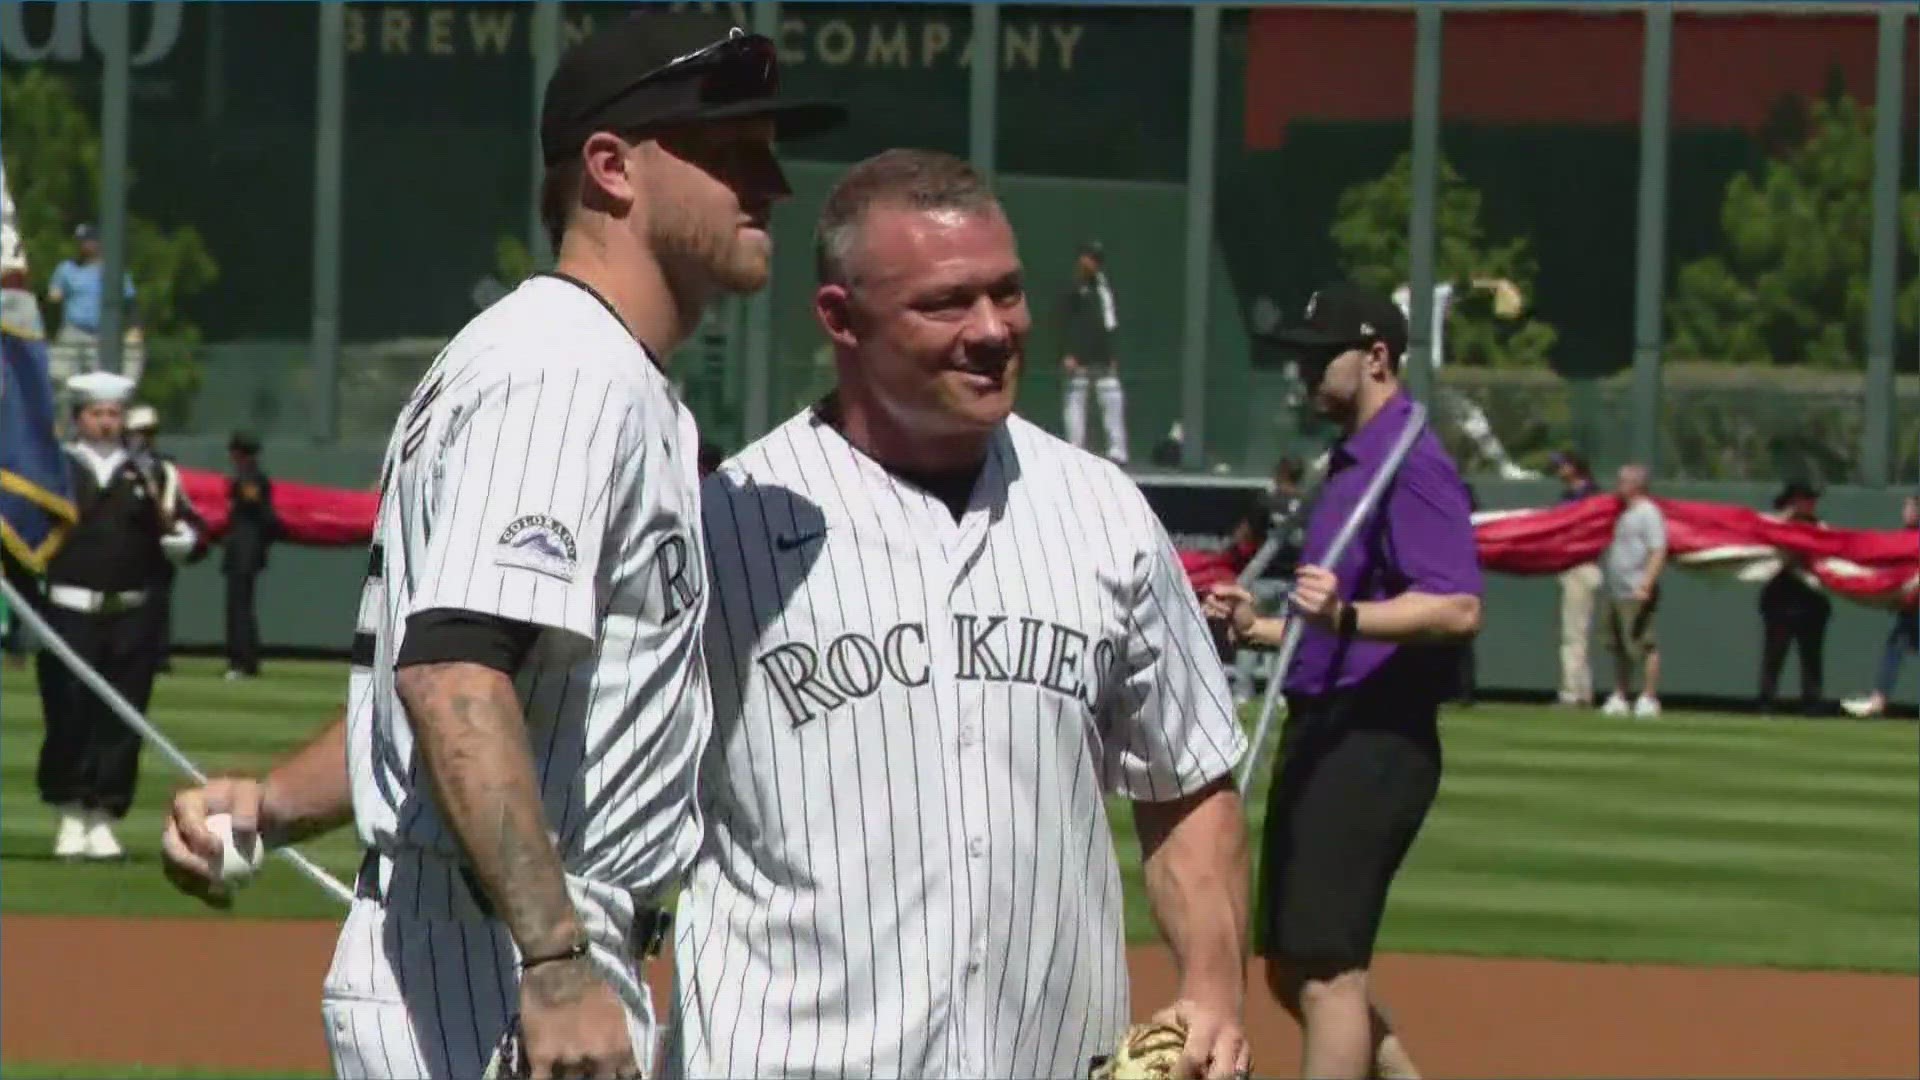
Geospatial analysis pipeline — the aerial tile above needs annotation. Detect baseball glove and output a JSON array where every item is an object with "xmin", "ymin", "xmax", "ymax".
[
  {"xmin": 1090, "ymin": 1019, "xmax": 1189, "ymax": 1080},
  {"xmin": 1489, "ymin": 278, "xmax": 1526, "ymax": 320}
]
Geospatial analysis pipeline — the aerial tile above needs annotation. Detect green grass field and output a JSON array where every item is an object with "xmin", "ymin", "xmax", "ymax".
[{"xmin": 3, "ymin": 657, "xmax": 1916, "ymax": 976}]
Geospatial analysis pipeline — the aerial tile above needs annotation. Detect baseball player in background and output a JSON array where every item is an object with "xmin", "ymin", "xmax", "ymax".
[
  {"xmin": 1389, "ymin": 276, "xmax": 1537, "ymax": 481},
  {"xmin": 671, "ymin": 149, "xmax": 1252, "ymax": 1080},
  {"xmin": 158, "ymin": 13, "xmax": 841, "ymax": 1079},
  {"xmin": 1061, "ymin": 240, "xmax": 1129, "ymax": 465}
]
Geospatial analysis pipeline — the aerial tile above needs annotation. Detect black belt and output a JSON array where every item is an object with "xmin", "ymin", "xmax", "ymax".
[{"xmin": 353, "ymin": 849, "xmax": 671, "ymax": 958}]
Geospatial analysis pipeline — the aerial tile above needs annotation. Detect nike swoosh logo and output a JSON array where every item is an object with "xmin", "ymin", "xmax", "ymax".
[{"xmin": 775, "ymin": 529, "xmax": 827, "ymax": 553}]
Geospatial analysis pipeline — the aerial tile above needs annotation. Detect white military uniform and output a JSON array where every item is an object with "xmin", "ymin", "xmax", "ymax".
[
  {"xmin": 670, "ymin": 409, "xmax": 1244, "ymax": 1079},
  {"xmin": 324, "ymin": 274, "xmax": 711, "ymax": 1079}
]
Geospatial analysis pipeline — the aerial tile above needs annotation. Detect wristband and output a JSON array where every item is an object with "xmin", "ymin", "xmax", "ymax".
[
  {"xmin": 519, "ymin": 939, "xmax": 590, "ymax": 972},
  {"xmin": 1338, "ymin": 602, "xmax": 1359, "ymax": 638}
]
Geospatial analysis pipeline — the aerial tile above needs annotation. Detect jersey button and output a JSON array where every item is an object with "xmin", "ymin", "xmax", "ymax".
[{"xmin": 968, "ymin": 836, "xmax": 985, "ymax": 857}]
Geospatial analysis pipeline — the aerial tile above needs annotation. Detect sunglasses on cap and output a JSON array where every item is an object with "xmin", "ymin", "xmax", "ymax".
[{"xmin": 585, "ymin": 28, "xmax": 778, "ymax": 126}]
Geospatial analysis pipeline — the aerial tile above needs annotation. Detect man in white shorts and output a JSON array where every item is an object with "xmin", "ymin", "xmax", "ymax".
[
  {"xmin": 157, "ymin": 13, "xmax": 841, "ymax": 1079},
  {"xmin": 672, "ymin": 149, "xmax": 1253, "ymax": 1080}
]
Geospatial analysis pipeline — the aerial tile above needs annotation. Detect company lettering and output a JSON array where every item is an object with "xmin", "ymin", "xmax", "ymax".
[
  {"xmin": 323, "ymin": 5, "xmax": 1084, "ymax": 72},
  {"xmin": 0, "ymin": 1, "xmax": 184, "ymax": 67}
]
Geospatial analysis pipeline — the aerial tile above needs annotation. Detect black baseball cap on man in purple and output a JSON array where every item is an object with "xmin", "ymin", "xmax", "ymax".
[
  {"xmin": 539, "ymin": 11, "xmax": 845, "ymax": 168},
  {"xmin": 1255, "ymin": 282, "xmax": 1409, "ymax": 365}
]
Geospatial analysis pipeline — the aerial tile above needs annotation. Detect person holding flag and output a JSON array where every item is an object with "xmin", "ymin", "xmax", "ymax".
[
  {"xmin": 1, "ymin": 162, "xmax": 77, "ymax": 660},
  {"xmin": 34, "ymin": 370, "xmax": 201, "ymax": 859}
]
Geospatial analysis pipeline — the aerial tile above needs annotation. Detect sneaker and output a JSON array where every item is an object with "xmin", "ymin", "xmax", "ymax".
[
  {"xmin": 1600, "ymin": 693, "xmax": 1631, "ymax": 717},
  {"xmin": 1557, "ymin": 691, "xmax": 1591, "ymax": 708},
  {"xmin": 82, "ymin": 811, "xmax": 123, "ymax": 860},
  {"xmin": 1842, "ymin": 695, "xmax": 1885, "ymax": 719},
  {"xmin": 1634, "ymin": 694, "xmax": 1662, "ymax": 718},
  {"xmin": 53, "ymin": 807, "xmax": 87, "ymax": 859}
]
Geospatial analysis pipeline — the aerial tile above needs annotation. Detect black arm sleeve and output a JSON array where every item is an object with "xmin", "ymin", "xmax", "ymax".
[{"xmin": 394, "ymin": 608, "xmax": 542, "ymax": 676}]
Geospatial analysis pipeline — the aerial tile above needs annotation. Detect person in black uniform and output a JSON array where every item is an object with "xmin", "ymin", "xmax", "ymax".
[
  {"xmin": 38, "ymin": 372, "xmax": 198, "ymax": 860},
  {"xmin": 125, "ymin": 405, "xmax": 206, "ymax": 673},
  {"xmin": 1059, "ymin": 239, "xmax": 1129, "ymax": 463},
  {"xmin": 1758, "ymin": 480, "xmax": 1831, "ymax": 716},
  {"xmin": 221, "ymin": 431, "xmax": 277, "ymax": 680}
]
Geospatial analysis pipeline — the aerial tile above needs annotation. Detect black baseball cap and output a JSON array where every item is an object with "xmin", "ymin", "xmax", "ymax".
[
  {"xmin": 1773, "ymin": 479, "xmax": 1821, "ymax": 509},
  {"xmin": 540, "ymin": 11, "xmax": 845, "ymax": 168},
  {"xmin": 1253, "ymin": 282, "xmax": 1409, "ymax": 367}
]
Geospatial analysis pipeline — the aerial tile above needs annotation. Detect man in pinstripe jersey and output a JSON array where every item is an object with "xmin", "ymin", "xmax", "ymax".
[
  {"xmin": 671, "ymin": 149, "xmax": 1253, "ymax": 1080},
  {"xmin": 158, "ymin": 13, "xmax": 842, "ymax": 1079}
]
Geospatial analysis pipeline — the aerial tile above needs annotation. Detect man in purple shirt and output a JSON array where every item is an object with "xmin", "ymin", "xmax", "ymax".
[{"xmin": 1205, "ymin": 282, "xmax": 1483, "ymax": 1080}]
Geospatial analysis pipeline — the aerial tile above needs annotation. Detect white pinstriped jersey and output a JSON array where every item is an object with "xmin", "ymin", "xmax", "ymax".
[
  {"xmin": 343, "ymin": 273, "xmax": 710, "ymax": 904},
  {"xmin": 668, "ymin": 409, "xmax": 1245, "ymax": 1079}
]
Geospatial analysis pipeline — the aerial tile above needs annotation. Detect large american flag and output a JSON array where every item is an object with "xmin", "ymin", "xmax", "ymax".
[{"xmin": 1181, "ymin": 496, "xmax": 1917, "ymax": 611}]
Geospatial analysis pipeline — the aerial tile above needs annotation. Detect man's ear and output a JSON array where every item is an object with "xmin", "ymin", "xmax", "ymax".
[
  {"xmin": 1367, "ymin": 340, "xmax": 1397, "ymax": 379},
  {"xmin": 580, "ymin": 132, "xmax": 639, "ymax": 211},
  {"xmin": 814, "ymin": 284, "xmax": 858, "ymax": 349}
]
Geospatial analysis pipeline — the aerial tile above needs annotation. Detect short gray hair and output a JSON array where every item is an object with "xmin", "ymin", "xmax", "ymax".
[{"xmin": 814, "ymin": 149, "xmax": 1000, "ymax": 287}]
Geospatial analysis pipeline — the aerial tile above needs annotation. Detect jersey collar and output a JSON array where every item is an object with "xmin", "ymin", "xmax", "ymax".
[{"xmin": 535, "ymin": 271, "xmax": 665, "ymax": 372}]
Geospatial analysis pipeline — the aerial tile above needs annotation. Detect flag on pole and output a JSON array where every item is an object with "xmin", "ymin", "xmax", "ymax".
[{"xmin": 0, "ymin": 165, "xmax": 76, "ymax": 573}]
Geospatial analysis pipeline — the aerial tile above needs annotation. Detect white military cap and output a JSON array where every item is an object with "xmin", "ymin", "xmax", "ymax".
[
  {"xmin": 127, "ymin": 404, "xmax": 159, "ymax": 430},
  {"xmin": 67, "ymin": 370, "xmax": 136, "ymax": 406}
]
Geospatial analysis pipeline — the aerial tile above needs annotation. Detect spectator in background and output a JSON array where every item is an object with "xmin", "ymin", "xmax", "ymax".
[
  {"xmin": 1601, "ymin": 463, "xmax": 1666, "ymax": 718},
  {"xmin": 1758, "ymin": 480, "xmax": 1831, "ymax": 716},
  {"xmin": 45, "ymin": 224, "xmax": 140, "ymax": 387},
  {"xmin": 126, "ymin": 405, "xmax": 206, "ymax": 674},
  {"xmin": 1842, "ymin": 493, "xmax": 1919, "ymax": 719},
  {"xmin": 1457, "ymin": 480, "xmax": 1482, "ymax": 706},
  {"xmin": 1265, "ymin": 456, "xmax": 1308, "ymax": 575},
  {"xmin": 1059, "ymin": 239, "xmax": 1128, "ymax": 464},
  {"xmin": 221, "ymin": 432, "xmax": 277, "ymax": 681},
  {"xmin": 1225, "ymin": 492, "xmax": 1277, "ymax": 704},
  {"xmin": 1552, "ymin": 450, "xmax": 1603, "ymax": 707}
]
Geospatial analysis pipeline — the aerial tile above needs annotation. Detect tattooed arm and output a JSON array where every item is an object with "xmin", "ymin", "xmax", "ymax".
[
  {"xmin": 395, "ymin": 660, "xmax": 638, "ymax": 1079},
  {"xmin": 396, "ymin": 661, "xmax": 579, "ymax": 956}
]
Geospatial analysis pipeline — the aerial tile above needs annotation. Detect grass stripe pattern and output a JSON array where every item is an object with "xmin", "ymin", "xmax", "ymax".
[{"xmin": 4, "ymin": 658, "xmax": 1914, "ymax": 973}]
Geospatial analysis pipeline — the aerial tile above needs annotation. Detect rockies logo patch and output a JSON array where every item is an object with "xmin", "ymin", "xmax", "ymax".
[{"xmin": 495, "ymin": 514, "xmax": 578, "ymax": 582}]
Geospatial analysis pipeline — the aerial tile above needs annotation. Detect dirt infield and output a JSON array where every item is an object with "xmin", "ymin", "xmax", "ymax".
[{"xmin": 4, "ymin": 914, "xmax": 1915, "ymax": 1077}]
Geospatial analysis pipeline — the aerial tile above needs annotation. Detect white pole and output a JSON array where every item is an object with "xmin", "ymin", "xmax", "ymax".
[{"xmin": 1237, "ymin": 403, "xmax": 1430, "ymax": 793}]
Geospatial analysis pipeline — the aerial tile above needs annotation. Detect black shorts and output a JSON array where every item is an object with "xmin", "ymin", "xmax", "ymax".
[{"xmin": 1255, "ymin": 664, "xmax": 1442, "ymax": 972}]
